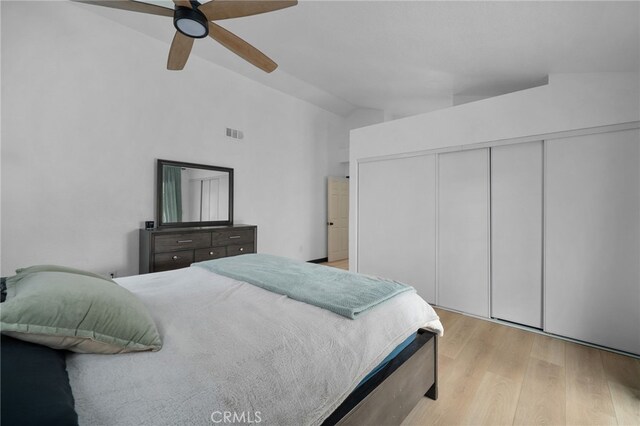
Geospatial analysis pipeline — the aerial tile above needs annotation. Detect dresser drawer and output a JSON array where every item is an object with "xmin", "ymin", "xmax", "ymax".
[
  {"xmin": 140, "ymin": 225, "xmax": 257, "ymax": 274},
  {"xmin": 226, "ymin": 243, "xmax": 255, "ymax": 257},
  {"xmin": 211, "ymin": 230, "xmax": 254, "ymax": 245},
  {"xmin": 153, "ymin": 250, "xmax": 194, "ymax": 271},
  {"xmin": 154, "ymin": 233, "xmax": 211, "ymax": 252},
  {"xmin": 194, "ymin": 247, "xmax": 227, "ymax": 262}
]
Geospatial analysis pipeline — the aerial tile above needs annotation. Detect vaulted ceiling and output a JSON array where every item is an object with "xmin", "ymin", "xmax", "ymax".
[{"xmin": 75, "ymin": 1, "xmax": 639, "ymax": 118}]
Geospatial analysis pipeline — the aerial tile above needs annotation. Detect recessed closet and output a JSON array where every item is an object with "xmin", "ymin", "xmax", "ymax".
[{"xmin": 357, "ymin": 128, "xmax": 639, "ymax": 355}]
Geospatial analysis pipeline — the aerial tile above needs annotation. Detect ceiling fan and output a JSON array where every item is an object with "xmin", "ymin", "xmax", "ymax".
[{"xmin": 73, "ymin": 0, "xmax": 298, "ymax": 72}]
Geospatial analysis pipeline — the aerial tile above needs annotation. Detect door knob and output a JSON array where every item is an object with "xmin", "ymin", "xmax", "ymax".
[{"xmin": 328, "ymin": 222, "xmax": 334, "ymax": 226}]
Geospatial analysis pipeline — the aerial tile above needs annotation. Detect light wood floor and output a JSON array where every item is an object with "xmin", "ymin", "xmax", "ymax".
[
  {"xmin": 322, "ymin": 258, "xmax": 349, "ymax": 270},
  {"xmin": 322, "ymin": 259, "xmax": 640, "ymax": 425},
  {"xmin": 402, "ymin": 308, "xmax": 640, "ymax": 425}
]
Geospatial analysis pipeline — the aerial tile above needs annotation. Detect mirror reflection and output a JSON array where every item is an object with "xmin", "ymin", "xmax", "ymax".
[{"xmin": 158, "ymin": 160, "xmax": 233, "ymax": 227}]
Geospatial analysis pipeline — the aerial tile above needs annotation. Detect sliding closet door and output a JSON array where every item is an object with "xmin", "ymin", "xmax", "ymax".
[
  {"xmin": 358, "ymin": 155, "xmax": 436, "ymax": 303},
  {"xmin": 491, "ymin": 142, "xmax": 543, "ymax": 328},
  {"xmin": 546, "ymin": 129, "xmax": 640, "ymax": 354},
  {"xmin": 438, "ymin": 149, "xmax": 490, "ymax": 317}
]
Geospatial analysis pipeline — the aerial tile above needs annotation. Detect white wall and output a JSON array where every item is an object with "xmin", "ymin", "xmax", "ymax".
[
  {"xmin": 0, "ymin": 1, "xmax": 346, "ymax": 277},
  {"xmin": 330, "ymin": 108, "xmax": 385, "ymax": 176},
  {"xmin": 349, "ymin": 72, "xmax": 640, "ymax": 266}
]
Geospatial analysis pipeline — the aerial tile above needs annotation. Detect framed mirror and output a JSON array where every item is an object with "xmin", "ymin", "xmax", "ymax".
[{"xmin": 157, "ymin": 159, "xmax": 233, "ymax": 228}]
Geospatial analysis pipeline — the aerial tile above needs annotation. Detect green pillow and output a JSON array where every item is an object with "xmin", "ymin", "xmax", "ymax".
[
  {"xmin": 14, "ymin": 264, "xmax": 114, "ymax": 284},
  {"xmin": 1, "ymin": 270, "xmax": 162, "ymax": 354}
]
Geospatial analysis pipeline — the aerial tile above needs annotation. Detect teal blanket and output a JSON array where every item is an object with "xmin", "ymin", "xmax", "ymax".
[{"xmin": 193, "ymin": 254, "xmax": 414, "ymax": 319}]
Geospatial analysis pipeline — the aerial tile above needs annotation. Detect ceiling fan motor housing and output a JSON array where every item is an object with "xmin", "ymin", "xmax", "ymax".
[{"xmin": 174, "ymin": 5, "xmax": 209, "ymax": 39}]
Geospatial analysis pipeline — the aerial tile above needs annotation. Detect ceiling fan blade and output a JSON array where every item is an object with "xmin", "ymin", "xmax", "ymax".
[
  {"xmin": 172, "ymin": 0, "xmax": 192, "ymax": 8},
  {"xmin": 72, "ymin": 0, "xmax": 173, "ymax": 17},
  {"xmin": 199, "ymin": 0, "xmax": 297, "ymax": 21},
  {"xmin": 208, "ymin": 22, "xmax": 277, "ymax": 73},
  {"xmin": 167, "ymin": 31, "xmax": 195, "ymax": 70}
]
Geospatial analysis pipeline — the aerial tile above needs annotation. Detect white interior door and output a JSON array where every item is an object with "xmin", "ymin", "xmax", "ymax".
[
  {"xmin": 545, "ymin": 129, "xmax": 640, "ymax": 354},
  {"xmin": 438, "ymin": 148, "xmax": 490, "ymax": 317},
  {"xmin": 358, "ymin": 155, "xmax": 437, "ymax": 303},
  {"xmin": 491, "ymin": 142, "xmax": 543, "ymax": 328},
  {"xmin": 328, "ymin": 177, "xmax": 349, "ymax": 262}
]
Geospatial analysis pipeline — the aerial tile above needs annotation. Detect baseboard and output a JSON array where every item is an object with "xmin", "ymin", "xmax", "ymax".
[
  {"xmin": 434, "ymin": 305, "xmax": 640, "ymax": 360},
  {"xmin": 308, "ymin": 257, "xmax": 328, "ymax": 264}
]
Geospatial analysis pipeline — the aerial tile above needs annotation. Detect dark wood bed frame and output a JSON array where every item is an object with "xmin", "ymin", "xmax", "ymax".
[{"xmin": 323, "ymin": 328, "xmax": 438, "ymax": 425}]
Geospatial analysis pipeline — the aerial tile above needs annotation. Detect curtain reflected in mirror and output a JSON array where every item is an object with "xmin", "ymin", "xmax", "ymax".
[
  {"xmin": 162, "ymin": 166, "xmax": 183, "ymax": 223},
  {"xmin": 158, "ymin": 160, "xmax": 233, "ymax": 227}
]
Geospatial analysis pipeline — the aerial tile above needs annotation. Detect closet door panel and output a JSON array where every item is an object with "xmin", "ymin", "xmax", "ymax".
[
  {"xmin": 546, "ymin": 129, "xmax": 640, "ymax": 354},
  {"xmin": 438, "ymin": 149, "xmax": 490, "ymax": 317},
  {"xmin": 491, "ymin": 142, "xmax": 543, "ymax": 328},
  {"xmin": 358, "ymin": 155, "xmax": 436, "ymax": 303}
]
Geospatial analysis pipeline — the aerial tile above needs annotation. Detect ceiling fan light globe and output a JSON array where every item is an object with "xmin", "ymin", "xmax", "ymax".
[
  {"xmin": 176, "ymin": 18, "xmax": 207, "ymax": 38},
  {"xmin": 173, "ymin": 6, "xmax": 209, "ymax": 38}
]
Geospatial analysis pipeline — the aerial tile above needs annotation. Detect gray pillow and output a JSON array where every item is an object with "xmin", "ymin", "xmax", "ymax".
[{"xmin": 1, "ymin": 269, "xmax": 162, "ymax": 354}]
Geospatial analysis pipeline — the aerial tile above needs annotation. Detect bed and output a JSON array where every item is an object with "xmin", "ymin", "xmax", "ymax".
[{"xmin": 1, "ymin": 255, "xmax": 443, "ymax": 426}]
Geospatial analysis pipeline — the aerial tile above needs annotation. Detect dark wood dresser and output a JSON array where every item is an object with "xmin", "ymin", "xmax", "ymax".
[{"xmin": 139, "ymin": 225, "xmax": 257, "ymax": 274}]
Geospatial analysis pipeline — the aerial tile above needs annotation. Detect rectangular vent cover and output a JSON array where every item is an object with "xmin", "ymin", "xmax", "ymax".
[{"xmin": 226, "ymin": 128, "xmax": 244, "ymax": 140}]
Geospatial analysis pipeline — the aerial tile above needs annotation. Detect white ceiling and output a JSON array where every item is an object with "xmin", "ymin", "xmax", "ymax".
[{"xmin": 74, "ymin": 0, "xmax": 639, "ymax": 118}]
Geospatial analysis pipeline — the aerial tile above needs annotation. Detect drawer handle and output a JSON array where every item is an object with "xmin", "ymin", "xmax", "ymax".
[
  {"xmin": 229, "ymin": 236, "xmax": 241, "ymax": 239},
  {"xmin": 209, "ymin": 251, "xmax": 214, "ymax": 255},
  {"xmin": 177, "ymin": 240, "xmax": 193, "ymax": 244},
  {"xmin": 172, "ymin": 255, "xmax": 179, "ymax": 260},
  {"xmin": 239, "ymin": 247, "xmax": 244, "ymax": 252}
]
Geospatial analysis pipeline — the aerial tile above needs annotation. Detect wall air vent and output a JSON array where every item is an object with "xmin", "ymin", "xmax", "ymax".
[{"xmin": 226, "ymin": 128, "xmax": 244, "ymax": 140}]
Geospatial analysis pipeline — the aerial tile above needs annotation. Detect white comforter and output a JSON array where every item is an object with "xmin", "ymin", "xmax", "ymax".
[{"xmin": 67, "ymin": 266, "xmax": 442, "ymax": 426}]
